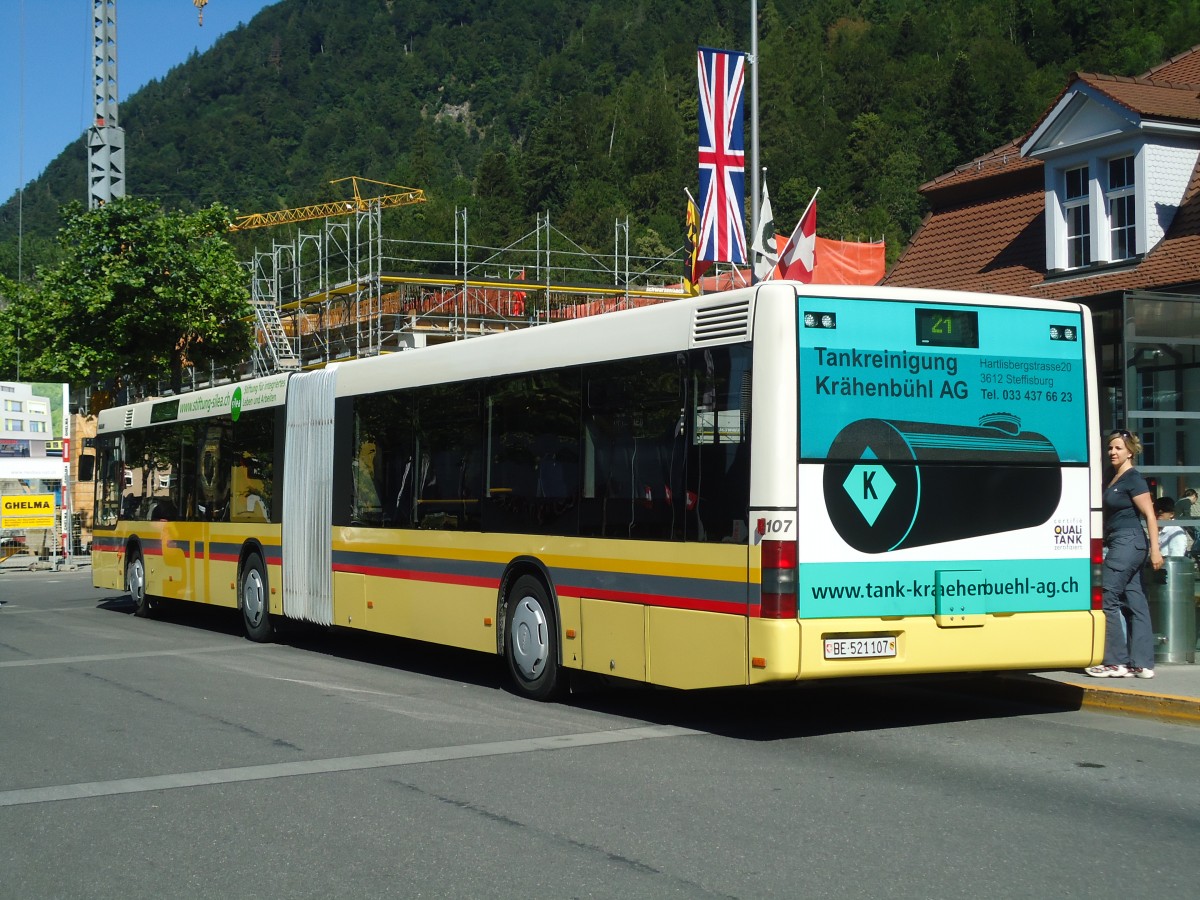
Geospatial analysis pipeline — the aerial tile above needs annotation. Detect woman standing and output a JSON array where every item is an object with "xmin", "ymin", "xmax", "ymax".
[{"xmin": 1087, "ymin": 429, "xmax": 1162, "ymax": 679}]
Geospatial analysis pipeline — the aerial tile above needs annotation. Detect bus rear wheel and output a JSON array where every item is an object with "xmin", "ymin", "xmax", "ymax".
[
  {"xmin": 240, "ymin": 553, "xmax": 274, "ymax": 642},
  {"xmin": 504, "ymin": 575, "xmax": 564, "ymax": 701}
]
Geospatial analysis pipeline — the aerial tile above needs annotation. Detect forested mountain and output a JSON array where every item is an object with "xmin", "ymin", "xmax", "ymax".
[{"xmin": 1, "ymin": 0, "xmax": 1196, "ymax": 279}]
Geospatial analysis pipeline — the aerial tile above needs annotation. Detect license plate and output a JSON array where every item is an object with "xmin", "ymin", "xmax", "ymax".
[{"xmin": 823, "ymin": 636, "xmax": 897, "ymax": 660}]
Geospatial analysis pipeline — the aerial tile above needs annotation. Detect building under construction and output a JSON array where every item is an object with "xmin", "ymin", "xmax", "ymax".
[{"xmin": 234, "ymin": 179, "xmax": 727, "ymax": 379}]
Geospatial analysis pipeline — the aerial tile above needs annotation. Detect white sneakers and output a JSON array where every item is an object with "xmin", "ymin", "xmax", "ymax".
[
  {"xmin": 1085, "ymin": 664, "xmax": 1130, "ymax": 677},
  {"xmin": 1084, "ymin": 663, "xmax": 1155, "ymax": 678}
]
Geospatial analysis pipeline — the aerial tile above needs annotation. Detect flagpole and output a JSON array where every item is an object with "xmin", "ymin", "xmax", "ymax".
[
  {"xmin": 749, "ymin": 0, "xmax": 760, "ymax": 268},
  {"xmin": 800, "ymin": 186, "xmax": 821, "ymax": 221}
]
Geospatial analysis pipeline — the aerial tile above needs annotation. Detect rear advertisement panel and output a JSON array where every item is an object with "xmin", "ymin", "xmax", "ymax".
[{"xmin": 797, "ymin": 297, "xmax": 1090, "ymax": 620}]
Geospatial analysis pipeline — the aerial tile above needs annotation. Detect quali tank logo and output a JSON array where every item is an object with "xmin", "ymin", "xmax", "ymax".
[{"xmin": 1052, "ymin": 518, "xmax": 1084, "ymax": 551}]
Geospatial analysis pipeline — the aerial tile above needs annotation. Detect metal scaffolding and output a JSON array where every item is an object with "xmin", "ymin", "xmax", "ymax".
[{"xmin": 243, "ymin": 207, "xmax": 708, "ymax": 374}]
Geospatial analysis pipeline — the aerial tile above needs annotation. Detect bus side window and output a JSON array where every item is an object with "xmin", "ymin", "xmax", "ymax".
[
  {"xmin": 352, "ymin": 441, "xmax": 384, "ymax": 524},
  {"xmin": 230, "ymin": 408, "xmax": 276, "ymax": 524},
  {"xmin": 483, "ymin": 370, "xmax": 581, "ymax": 535},
  {"xmin": 353, "ymin": 392, "xmax": 413, "ymax": 528},
  {"xmin": 687, "ymin": 346, "xmax": 751, "ymax": 543},
  {"xmin": 196, "ymin": 424, "xmax": 231, "ymax": 521},
  {"xmin": 415, "ymin": 383, "xmax": 482, "ymax": 530},
  {"xmin": 174, "ymin": 423, "xmax": 199, "ymax": 521},
  {"xmin": 581, "ymin": 354, "xmax": 685, "ymax": 541},
  {"xmin": 94, "ymin": 438, "xmax": 123, "ymax": 527}
]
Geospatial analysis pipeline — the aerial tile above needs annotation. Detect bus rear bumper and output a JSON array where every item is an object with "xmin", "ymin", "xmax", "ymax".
[{"xmin": 751, "ymin": 610, "xmax": 1104, "ymax": 683}]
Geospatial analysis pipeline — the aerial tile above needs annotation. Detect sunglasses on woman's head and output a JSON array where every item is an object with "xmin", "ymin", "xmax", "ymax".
[{"xmin": 1110, "ymin": 429, "xmax": 1131, "ymax": 438}]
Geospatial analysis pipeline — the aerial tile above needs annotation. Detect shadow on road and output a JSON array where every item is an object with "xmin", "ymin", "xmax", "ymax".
[{"xmin": 94, "ymin": 590, "xmax": 1071, "ymax": 740}]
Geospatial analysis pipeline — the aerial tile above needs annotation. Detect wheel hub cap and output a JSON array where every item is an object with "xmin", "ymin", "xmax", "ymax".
[
  {"xmin": 243, "ymin": 570, "xmax": 265, "ymax": 626},
  {"xmin": 510, "ymin": 597, "xmax": 548, "ymax": 680}
]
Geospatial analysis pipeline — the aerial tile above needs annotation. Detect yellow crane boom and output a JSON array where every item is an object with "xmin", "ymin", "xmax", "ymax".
[{"xmin": 230, "ymin": 177, "xmax": 427, "ymax": 232}]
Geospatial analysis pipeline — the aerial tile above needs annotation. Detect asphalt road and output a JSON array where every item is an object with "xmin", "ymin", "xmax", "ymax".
[{"xmin": 2, "ymin": 569, "xmax": 1198, "ymax": 899}]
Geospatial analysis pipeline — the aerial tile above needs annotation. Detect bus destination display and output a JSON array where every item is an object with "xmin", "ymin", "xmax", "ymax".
[{"xmin": 915, "ymin": 307, "xmax": 978, "ymax": 348}]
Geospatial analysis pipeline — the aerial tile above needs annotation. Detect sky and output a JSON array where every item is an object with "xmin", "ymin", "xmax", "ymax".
[{"xmin": 1, "ymin": 0, "xmax": 280, "ymax": 203}]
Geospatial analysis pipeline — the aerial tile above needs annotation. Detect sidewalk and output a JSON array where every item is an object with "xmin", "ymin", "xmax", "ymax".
[{"xmin": 989, "ymin": 664, "xmax": 1200, "ymax": 725}]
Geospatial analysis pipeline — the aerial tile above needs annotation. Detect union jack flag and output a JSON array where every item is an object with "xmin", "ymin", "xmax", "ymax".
[{"xmin": 697, "ymin": 47, "xmax": 747, "ymax": 265}]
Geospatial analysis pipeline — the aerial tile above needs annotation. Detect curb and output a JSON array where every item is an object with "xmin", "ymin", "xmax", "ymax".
[{"xmin": 990, "ymin": 673, "xmax": 1200, "ymax": 725}]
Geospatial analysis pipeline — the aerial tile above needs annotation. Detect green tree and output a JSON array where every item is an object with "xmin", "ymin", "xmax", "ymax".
[{"xmin": 0, "ymin": 198, "xmax": 254, "ymax": 397}]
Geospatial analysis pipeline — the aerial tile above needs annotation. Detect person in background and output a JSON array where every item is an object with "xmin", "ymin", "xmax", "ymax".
[
  {"xmin": 1154, "ymin": 496, "xmax": 1190, "ymax": 557},
  {"xmin": 1175, "ymin": 487, "xmax": 1198, "ymax": 549},
  {"xmin": 1174, "ymin": 486, "xmax": 1197, "ymax": 521},
  {"xmin": 1086, "ymin": 429, "xmax": 1161, "ymax": 680}
]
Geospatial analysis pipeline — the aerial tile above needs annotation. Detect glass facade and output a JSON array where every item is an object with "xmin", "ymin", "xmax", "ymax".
[{"xmin": 1114, "ymin": 293, "xmax": 1200, "ymax": 536}]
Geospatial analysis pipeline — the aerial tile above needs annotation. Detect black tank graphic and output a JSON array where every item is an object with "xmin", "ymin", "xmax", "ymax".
[{"xmin": 822, "ymin": 415, "xmax": 1062, "ymax": 554}]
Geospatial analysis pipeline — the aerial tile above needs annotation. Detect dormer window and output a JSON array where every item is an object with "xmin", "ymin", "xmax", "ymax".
[
  {"xmin": 1107, "ymin": 156, "xmax": 1136, "ymax": 260},
  {"xmin": 1045, "ymin": 150, "xmax": 1146, "ymax": 272},
  {"xmin": 1064, "ymin": 166, "xmax": 1091, "ymax": 268},
  {"xmin": 1022, "ymin": 76, "xmax": 1200, "ymax": 276}
]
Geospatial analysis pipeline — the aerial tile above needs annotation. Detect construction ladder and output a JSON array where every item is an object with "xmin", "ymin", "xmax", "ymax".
[{"xmin": 251, "ymin": 295, "xmax": 301, "ymax": 372}]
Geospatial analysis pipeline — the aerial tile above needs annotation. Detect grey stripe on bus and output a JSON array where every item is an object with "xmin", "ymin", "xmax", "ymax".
[{"xmin": 331, "ymin": 549, "xmax": 747, "ymax": 605}]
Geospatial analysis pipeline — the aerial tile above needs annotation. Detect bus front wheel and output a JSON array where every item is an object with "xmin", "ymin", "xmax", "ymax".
[
  {"xmin": 240, "ymin": 553, "xmax": 274, "ymax": 642},
  {"xmin": 127, "ymin": 552, "xmax": 153, "ymax": 618},
  {"xmin": 504, "ymin": 575, "xmax": 565, "ymax": 701}
]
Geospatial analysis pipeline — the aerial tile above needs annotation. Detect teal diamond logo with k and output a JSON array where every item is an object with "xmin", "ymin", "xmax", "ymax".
[{"xmin": 842, "ymin": 448, "xmax": 896, "ymax": 526}]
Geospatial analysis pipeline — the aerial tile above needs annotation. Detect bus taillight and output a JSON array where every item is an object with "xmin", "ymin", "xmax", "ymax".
[
  {"xmin": 761, "ymin": 539, "xmax": 798, "ymax": 618},
  {"xmin": 1090, "ymin": 538, "xmax": 1104, "ymax": 610}
]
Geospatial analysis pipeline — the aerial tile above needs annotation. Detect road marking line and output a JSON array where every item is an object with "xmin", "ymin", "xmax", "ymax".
[
  {"xmin": 0, "ymin": 643, "xmax": 265, "ymax": 668},
  {"xmin": 0, "ymin": 725, "xmax": 699, "ymax": 807}
]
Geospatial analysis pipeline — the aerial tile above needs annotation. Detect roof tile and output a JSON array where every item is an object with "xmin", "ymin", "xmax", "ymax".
[
  {"xmin": 1145, "ymin": 43, "xmax": 1200, "ymax": 83},
  {"xmin": 1077, "ymin": 72, "xmax": 1200, "ymax": 123}
]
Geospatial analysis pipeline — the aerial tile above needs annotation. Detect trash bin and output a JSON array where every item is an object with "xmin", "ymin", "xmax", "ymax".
[{"xmin": 1146, "ymin": 557, "xmax": 1196, "ymax": 664}]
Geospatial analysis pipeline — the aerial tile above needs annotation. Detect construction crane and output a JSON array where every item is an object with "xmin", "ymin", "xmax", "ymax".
[
  {"xmin": 229, "ymin": 177, "xmax": 427, "ymax": 232},
  {"xmin": 194, "ymin": 0, "xmax": 208, "ymax": 26}
]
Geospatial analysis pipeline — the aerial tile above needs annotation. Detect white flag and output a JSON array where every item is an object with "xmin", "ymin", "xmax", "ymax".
[{"xmin": 753, "ymin": 177, "xmax": 777, "ymax": 282}]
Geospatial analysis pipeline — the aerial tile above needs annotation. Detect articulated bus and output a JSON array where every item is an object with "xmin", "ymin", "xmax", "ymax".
[{"xmin": 92, "ymin": 283, "xmax": 1102, "ymax": 699}]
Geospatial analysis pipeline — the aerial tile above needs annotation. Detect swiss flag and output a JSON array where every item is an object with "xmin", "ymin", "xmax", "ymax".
[{"xmin": 775, "ymin": 191, "xmax": 818, "ymax": 283}]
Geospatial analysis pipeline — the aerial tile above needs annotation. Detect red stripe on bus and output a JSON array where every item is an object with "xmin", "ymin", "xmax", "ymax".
[
  {"xmin": 330, "ymin": 566, "xmax": 744, "ymax": 615},
  {"xmin": 556, "ymin": 583, "xmax": 746, "ymax": 616}
]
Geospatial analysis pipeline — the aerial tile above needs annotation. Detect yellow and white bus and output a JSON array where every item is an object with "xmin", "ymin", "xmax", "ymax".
[{"xmin": 92, "ymin": 283, "xmax": 1103, "ymax": 699}]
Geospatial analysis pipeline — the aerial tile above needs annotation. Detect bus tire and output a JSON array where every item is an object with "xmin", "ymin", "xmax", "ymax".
[
  {"xmin": 504, "ymin": 575, "xmax": 564, "ymax": 701},
  {"xmin": 127, "ymin": 552, "xmax": 153, "ymax": 618},
  {"xmin": 240, "ymin": 553, "xmax": 274, "ymax": 642}
]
